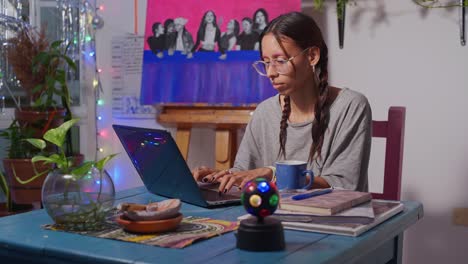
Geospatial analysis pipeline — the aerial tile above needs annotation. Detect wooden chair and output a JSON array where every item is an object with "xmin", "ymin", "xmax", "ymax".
[{"xmin": 371, "ymin": 106, "xmax": 406, "ymax": 200}]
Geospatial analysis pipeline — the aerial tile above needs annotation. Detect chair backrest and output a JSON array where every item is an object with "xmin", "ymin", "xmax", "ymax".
[{"xmin": 371, "ymin": 106, "xmax": 406, "ymax": 201}]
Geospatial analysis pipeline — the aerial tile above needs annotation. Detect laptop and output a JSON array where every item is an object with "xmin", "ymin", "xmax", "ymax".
[{"xmin": 112, "ymin": 124, "xmax": 241, "ymax": 208}]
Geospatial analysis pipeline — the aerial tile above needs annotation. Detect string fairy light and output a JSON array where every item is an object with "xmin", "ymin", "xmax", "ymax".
[
  {"xmin": 84, "ymin": 0, "xmax": 106, "ymax": 161},
  {"xmin": 1, "ymin": 1, "xmax": 106, "ymax": 160},
  {"xmin": 72, "ymin": 0, "xmax": 106, "ymax": 161}
]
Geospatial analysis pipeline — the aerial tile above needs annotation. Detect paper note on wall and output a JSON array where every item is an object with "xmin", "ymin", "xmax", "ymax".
[{"xmin": 111, "ymin": 35, "xmax": 155, "ymax": 119}]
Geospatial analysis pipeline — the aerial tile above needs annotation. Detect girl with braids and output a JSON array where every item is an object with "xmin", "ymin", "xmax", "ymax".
[{"xmin": 192, "ymin": 12, "xmax": 372, "ymax": 194}]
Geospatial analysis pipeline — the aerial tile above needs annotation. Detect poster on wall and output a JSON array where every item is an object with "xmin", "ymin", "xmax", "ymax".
[{"xmin": 140, "ymin": 0, "xmax": 301, "ymax": 106}]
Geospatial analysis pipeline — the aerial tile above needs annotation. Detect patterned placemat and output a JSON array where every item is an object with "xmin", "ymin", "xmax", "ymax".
[{"xmin": 43, "ymin": 212, "xmax": 238, "ymax": 249}]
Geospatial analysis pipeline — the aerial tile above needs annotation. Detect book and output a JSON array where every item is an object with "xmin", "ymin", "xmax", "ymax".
[
  {"xmin": 280, "ymin": 200, "xmax": 404, "ymax": 236},
  {"xmin": 279, "ymin": 189, "xmax": 372, "ymax": 216},
  {"xmin": 237, "ymin": 200, "xmax": 404, "ymax": 237},
  {"xmin": 274, "ymin": 201, "xmax": 375, "ymax": 224}
]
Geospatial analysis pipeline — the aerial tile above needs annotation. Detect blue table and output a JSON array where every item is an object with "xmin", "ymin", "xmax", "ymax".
[{"xmin": 0, "ymin": 187, "xmax": 423, "ymax": 264}]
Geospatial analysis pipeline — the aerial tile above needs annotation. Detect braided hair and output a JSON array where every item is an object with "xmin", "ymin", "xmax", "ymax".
[{"xmin": 259, "ymin": 12, "xmax": 330, "ymax": 161}]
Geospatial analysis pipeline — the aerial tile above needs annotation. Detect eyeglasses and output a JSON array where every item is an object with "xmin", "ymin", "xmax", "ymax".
[{"xmin": 252, "ymin": 48, "xmax": 310, "ymax": 76}]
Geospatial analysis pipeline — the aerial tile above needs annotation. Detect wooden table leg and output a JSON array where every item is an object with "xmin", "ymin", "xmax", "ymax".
[
  {"xmin": 215, "ymin": 129, "xmax": 237, "ymax": 170},
  {"xmin": 175, "ymin": 128, "xmax": 191, "ymax": 161}
]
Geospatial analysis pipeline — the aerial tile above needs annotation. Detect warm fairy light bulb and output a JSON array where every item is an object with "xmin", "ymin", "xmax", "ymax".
[
  {"xmin": 93, "ymin": 79, "xmax": 99, "ymax": 87},
  {"xmin": 97, "ymin": 68, "xmax": 102, "ymax": 73},
  {"xmin": 97, "ymin": 99, "xmax": 104, "ymax": 105},
  {"xmin": 99, "ymin": 5, "xmax": 104, "ymax": 11},
  {"xmin": 98, "ymin": 148, "xmax": 104, "ymax": 152}
]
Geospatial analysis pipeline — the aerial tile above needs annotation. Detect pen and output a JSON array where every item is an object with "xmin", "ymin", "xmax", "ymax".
[{"xmin": 291, "ymin": 188, "xmax": 332, "ymax": 201}]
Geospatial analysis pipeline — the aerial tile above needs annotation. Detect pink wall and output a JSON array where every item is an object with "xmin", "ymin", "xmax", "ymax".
[{"xmin": 144, "ymin": 0, "xmax": 300, "ymax": 50}]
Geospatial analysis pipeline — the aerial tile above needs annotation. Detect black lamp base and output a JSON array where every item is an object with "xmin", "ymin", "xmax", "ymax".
[{"xmin": 236, "ymin": 216, "xmax": 285, "ymax": 251}]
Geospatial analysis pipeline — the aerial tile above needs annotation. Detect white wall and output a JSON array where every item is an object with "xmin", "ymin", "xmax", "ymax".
[
  {"xmin": 94, "ymin": 1, "xmax": 468, "ymax": 263},
  {"xmin": 316, "ymin": 1, "xmax": 468, "ymax": 263}
]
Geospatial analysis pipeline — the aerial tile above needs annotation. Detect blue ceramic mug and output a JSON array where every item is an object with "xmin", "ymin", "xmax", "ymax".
[{"xmin": 275, "ymin": 160, "xmax": 314, "ymax": 190}]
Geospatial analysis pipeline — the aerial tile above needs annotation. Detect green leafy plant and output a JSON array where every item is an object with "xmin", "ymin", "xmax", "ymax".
[
  {"xmin": 6, "ymin": 26, "xmax": 49, "ymax": 105},
  {"xmin": 7, "ymin": 28, "xmax": 79, "ymax": 158},
  {"xmin": 312, "ymin": 0, "xmax": 354, "ymax": 19},
  {"xmin": 7, "ymin": 27, "xmax": 77, "ymax": 113},
  {"xmin": 16, "ymin": 119, "xmax": 117, "ymax": 185},
  {"xmin": 0, "ymin": 119, "xmax": 42, "ymax": 159},
  {"xmin": 0, "ymin": 120, "xmax": 44, "ymax": 213},
  {"xmin": 31, "ymin": 40, "xmax": 77, "ymax": 115}
]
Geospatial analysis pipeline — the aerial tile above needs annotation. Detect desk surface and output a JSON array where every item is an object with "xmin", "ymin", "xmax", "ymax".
[{"xmin": 0, "ymin": 187, "xmax": 423, "ymax": 264}]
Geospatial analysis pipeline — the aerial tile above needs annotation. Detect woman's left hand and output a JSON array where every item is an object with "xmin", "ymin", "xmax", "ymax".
[{"xmin": 210, "ymin": 167, "xmax": 273, "ymax": 193}]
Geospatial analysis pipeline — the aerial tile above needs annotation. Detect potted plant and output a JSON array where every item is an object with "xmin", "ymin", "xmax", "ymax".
[
  {"xmin": 18, "ymin": 119, "xmax": 117, "ymax": 230},
  {"xmin": 2, "ymin": 25, "xmax": 81, "ymax": 210},
  {"xmin": 7, "ymin": 25, "xmax": 77, "ymax": 144},
  {"xmin": 311, "ymin": 0, "xmax": 353, "ymax": 48},
  {"xmin": 0, "ymin": 171, "xmax": 12, "ymax": 216},
  {"xmin": 0, "ymin": 119, "xmax": 52, "ymax": 211}
]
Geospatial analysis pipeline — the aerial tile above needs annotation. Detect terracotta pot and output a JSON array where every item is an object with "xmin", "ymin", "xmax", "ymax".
[
  {"xmin": 0, "ymin": 202, "xmax": 34, "ymax": 217},
  {"xmin": 2, "ymin": 154, "xmax": 84, "ymax": 207},
  {"xmin": 0, "ymin": 203, "xmax": 14, "ymax": 217},
  {"xmin": 2, "ymin": 159, "xmax": 52, "ymax": 205},
  {"xmin": 15, "ymin": 108, "xmax": 67, "ymax": 138}
]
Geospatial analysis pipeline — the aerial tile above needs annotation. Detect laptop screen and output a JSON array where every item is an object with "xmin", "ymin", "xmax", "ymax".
[{"xmin": 112, "ymin": 125, "xmax": 207, "ymax": 205}]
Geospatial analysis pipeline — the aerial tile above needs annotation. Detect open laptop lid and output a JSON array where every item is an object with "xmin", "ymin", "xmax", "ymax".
[{"xmin": 112, "ymin": 124, "xmax": 209, "ymax": 207}]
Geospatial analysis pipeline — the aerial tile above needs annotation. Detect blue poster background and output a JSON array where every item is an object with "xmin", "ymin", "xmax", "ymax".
[{"xmin": 140, "ymin": 50, "xmax": 275, "ymax": 105}]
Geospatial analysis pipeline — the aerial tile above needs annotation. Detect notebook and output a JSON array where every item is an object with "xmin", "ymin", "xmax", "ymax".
[
  {"xmin": 112, "ymin": 124, "xmax": 241, "ymax": 208},
  {"xmin": 279, "ymin": 189, "xmax": 372, "ymax": 215},
  {"xmin": 274, "ymin": 201, "xmax": 375, "ymax": 225},
  {"xmin": 239, "ymin": 200, "xmax": 404, "ymax": 237}
]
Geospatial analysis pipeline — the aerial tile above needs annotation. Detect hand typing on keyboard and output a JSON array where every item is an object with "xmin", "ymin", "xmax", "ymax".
[{"xmin": 192, "ymin": 166, "xmax": 274, "ymax": 194}]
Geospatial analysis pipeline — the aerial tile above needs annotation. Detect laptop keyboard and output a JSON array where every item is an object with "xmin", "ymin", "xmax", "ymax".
[{"xmin": 200, "ymin": 188, "xmax": 240, "ymax": 202}]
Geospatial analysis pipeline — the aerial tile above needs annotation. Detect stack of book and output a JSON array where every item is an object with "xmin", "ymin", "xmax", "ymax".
[{"xmin": 238, "ymin": 189, "xmax": 404, "ymax": 237}]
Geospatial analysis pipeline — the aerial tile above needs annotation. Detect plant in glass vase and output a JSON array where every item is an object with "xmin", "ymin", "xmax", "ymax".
[{"xmin": 18, "ymin": 119, "xmax": 118, "ymax": 230}]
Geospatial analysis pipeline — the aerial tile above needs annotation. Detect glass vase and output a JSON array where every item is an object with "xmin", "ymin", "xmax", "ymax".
[{"xmin": 42, "ymin": 167, "xmax": 115, "ymax": 231}]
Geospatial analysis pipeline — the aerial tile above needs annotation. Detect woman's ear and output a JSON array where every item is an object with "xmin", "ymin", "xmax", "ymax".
[{"xmin": 308, "ymin": 47, "xmax": 321, "ymax": 66}]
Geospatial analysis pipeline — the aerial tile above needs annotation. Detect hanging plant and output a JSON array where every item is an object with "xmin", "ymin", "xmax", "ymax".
[
  {"xmin": 312, "ymin": 0, "xmax": 355, "ymax": 48},
  {"xmin": 413, "ymin": 0, "xmax": 467, "ymax": 46},
  {"xmin": 312, "ymin": 0, "xmax": 355, "ymax": 19},
  {"xmin": 413, "ymin": 0, "xmax": 468, "ymax": 8}
]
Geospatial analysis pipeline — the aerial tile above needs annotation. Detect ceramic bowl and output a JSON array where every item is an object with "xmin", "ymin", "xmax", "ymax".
[{"xmin": 116, "ymin": 213, "xmax": 183, "ymax": 233}]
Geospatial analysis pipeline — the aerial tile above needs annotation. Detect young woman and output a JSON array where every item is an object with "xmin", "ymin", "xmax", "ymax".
[
  {"xmin": 253, "ymin": 8, "xmax": 269, "ymax": 34},
  {"xmin": 167, "ymin": 17, "xmax": 194, "ymax": 58},
  {"xmin": 147, "ymin": 22, "xmax": 165, "ymax": 58},
  {"xmin": 192, "ymin": 12, "xmax": 372, "ymax": 193},
  {"xmin": 164, "ymin": 18, "xmax": 176, "ymax": 53},
  {"xmin": 219, "ymin": 19, "xmax": 240, "ymax": 52},
  {"xmin": 237, "ymin": 17, "xmax": 259, "ymax": 50},
  {"xmin": 192, "ymin": 10, "xmax": 223, "ymax": 53}
]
